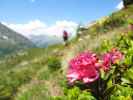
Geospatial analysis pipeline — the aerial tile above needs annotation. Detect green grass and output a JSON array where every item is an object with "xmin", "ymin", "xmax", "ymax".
[
  {"xmin": 14, "ymin": 83, "xmax": 49, "ymax": 100},
  {"xmin": 0, "ymin": 45, "xmax": 65, "ymax": 100}
]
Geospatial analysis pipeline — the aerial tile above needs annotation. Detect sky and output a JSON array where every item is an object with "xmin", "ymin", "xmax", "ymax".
[{"xmin": 0, "ymin": 0, "xmax": 123, "ymax": 38}]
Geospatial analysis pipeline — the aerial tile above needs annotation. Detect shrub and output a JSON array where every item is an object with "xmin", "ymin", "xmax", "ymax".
[
  {"xmin": 98, "ymin": 39, "xmax": 113, "ymax": 53},
  {"xmin": 36, "ymin": 69, "xmax": 50, "ymax": 80},
  {"xmin": 47, "ymin": 57, "xmax": 61, "ymax": 71},
  {"xmin": 127, "ymin": 18, "xmax": 133, "ymax": 24},
  {"xmin": 110, "ymin": 85, "xmax": 133, "ymax": 100},
  {"xmin": 67, "ymin": 49, "xmax": 123, "ymax": 84},
  {"xmin": 122, "ymin": 67, "xmax": 133, "ymax": 84},
  {"xmin": 66, "ymin": 47, "xmax": 124, "ymax": 100},
  {"xmin": 123, "ymin": 0, "xmax": 133, "ymax": 8},
  {"xmin": 102, "ymin": 13, "xmax": 126, "ymax": 30},
  {"xmin": 52, "ymin": 87, "xmax": 96, "ymax": 100}
]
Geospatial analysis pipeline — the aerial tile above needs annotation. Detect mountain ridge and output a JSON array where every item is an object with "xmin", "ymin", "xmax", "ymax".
[{"xmin": 0, "ymin": 22, "xmax": 35, "ymax": 56}]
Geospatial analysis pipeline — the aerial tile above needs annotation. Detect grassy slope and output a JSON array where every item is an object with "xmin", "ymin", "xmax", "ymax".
[{"xmin": 0, "ymin": 5, "xmax": 133, "ymax": 100}]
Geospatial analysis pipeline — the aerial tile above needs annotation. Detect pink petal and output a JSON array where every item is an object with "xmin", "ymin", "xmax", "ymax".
[{"xmin": 82, "ymin": 72, "xmax": 99, "ymax": 83}]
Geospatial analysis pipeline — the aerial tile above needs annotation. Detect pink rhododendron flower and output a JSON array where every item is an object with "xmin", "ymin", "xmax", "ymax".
[
  {"xmin": 67, "ymin": 52, "xmax": 100, "ymax": 84},
  {"xmin": 111, "ymin": 48, "xmax": 123, "ymax": 64},
  {"xmin": 102, "ymin": 48, "xmax": 123, "ymax": 72},
  {"xmin": 67, "ymin": 48, "xmax": 123, "ymax": 84},
  {"xmin": 102, "ymin": 53, "xmax": 112, "ymax": 71}
]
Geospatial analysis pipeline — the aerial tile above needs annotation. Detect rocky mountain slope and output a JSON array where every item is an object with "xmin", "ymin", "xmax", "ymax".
[{"xmin": 0, "ymin": 23, "xmax": 35, "ymax": 56}]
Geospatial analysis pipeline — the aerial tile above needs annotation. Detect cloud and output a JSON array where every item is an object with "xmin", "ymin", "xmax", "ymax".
[
  {"xmin": 116, "ymin": 1, "xmax": 124, "ymax": 10},
  {"xmin": 2, "ymin": 20, "xmax": 78, "ymax": 38}
]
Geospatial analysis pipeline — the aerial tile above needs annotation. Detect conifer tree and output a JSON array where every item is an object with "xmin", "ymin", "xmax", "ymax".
[{"xmin": 123, "ymin": 0, "xmax": 133, "ymax": 8}]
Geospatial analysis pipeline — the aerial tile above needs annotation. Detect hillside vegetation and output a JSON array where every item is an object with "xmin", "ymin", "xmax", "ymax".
[{"xmin": 0, "ymin": 5, "xmax": 133, "ymax": 100}]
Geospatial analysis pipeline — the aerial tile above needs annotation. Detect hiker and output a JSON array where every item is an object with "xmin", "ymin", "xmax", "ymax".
[{"xmin": 63, "ymin": 30, "xmax": 69, "ymax": 46}]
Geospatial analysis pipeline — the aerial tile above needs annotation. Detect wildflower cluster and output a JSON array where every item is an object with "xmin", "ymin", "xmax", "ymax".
[
  {"xmin": 67, "ymin": 48, "xmax": 123, "ymax": 84},
  {"xmin": 102, "ymin": 48, "xmax": 123, "ymax": 72}
]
